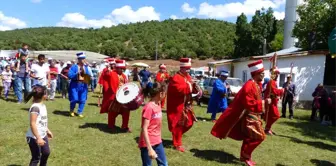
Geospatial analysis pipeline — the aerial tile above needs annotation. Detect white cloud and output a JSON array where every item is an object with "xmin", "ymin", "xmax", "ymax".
[
  {"xmin": 274, "ymin": 11, "xmax": 285, "ymax": 20},
  {"xmin": 198, "ymin": 0, "xmax": 285, "ymax": 19},
  {"xmin": 106, "ymin": 5, "xmax": 160, "ymax": 24},
  {"xmin": 57, "ymin": 5, "xmax": 160, "ymax": 28},
  {"xmin": 0, "ymin": 11, "xmax": 27, "ymax": 31},
  {"xmin": 31, "ymin": 0, "xmax": 42, "ymax": 3},
  {"xmin": 170, "ymin": 15, "xmax": 178, "ymax": 20},
  {"xmin": 57, "ymin": 13, "xmax": 115, "ymax": 28},
  {"xmin": 182, "ymin": 3, "xmax": 197, "ymax": 13}
]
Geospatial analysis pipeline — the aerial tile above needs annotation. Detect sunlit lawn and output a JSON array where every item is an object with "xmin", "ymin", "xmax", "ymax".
[{"xmin": 0, "ymin": 92, "xmax": 335, "ymax": 166}]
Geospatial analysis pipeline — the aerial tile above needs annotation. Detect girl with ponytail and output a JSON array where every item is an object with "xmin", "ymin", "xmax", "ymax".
[
  {"xmin": 25, "ymin": 85, "xmax": 53, "ymax": 166},
  {"xmin": 138, "ymin": 82, "xmax": 168, "ymax": 166}
]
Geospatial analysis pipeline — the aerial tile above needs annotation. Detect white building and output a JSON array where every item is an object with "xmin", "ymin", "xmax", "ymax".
[{"xmin": 208, "ymin": 50, "xmax": 331, "ymax": 108}]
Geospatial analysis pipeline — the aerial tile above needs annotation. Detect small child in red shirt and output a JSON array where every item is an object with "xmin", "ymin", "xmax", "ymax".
[{"xmin": 138, "ymin": 82, "xmax": 168, "ymax": 166}]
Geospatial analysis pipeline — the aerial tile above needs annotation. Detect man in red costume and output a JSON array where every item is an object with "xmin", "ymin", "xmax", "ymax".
[
  {"xmin": 99, "ymin": 58, "xmax": 116, "ymax": 112},
  {"xmin": 167, "ymin": 58, "xmax": 197, "ymax": 152},
  {"xmin": 211, "ymin": 60, "xmax": 269, "ymax": 166},
  {"xmin": 155, "ymin": 64, "xmax": 170, "ymax": 108},
  {"xmin": 264, "ymin": 67, "xmax": 284, "ymax": 135},
  {"xmin": 106, "ymin": 59, "xmax": 131, "ymax": 132}
]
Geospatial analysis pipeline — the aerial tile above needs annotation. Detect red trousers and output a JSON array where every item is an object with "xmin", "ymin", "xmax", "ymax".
[
  {"xmin": 161, "ymin": 96, "xmax": 166, "ymax": 109},
  {"xmin": 265, "ymin": 104, "xmax": 280, "ymax": 130},
  {"xmin": 171, "ymin": 124, "xmax": 192, "ymax": 147},
  {"xmin": 108, "ymin": 111, "xmax": 130, "ymax": 129},
  {"xmin": 240, "ymin": 138, "xmax": 264, "ymax": 160}
]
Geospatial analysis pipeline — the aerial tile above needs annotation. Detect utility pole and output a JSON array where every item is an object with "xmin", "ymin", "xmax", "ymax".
[{"xmin": 263, "ymin": 39, "xmax": 267, "ymax": 55}]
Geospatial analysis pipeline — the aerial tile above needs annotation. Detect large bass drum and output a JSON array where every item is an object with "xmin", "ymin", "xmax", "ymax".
[{"xmin": 116, "ymin": 82, "xmax": 144, "ymax": 111}]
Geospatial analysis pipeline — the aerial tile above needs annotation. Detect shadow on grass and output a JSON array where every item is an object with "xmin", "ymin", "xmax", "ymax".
[
  {"xmin": 53, "ymin": 110, "xmax": 70, "ymax": 117},
  {"xmin": 134, "ymin": 137, "xmax": 173, "ymax": 148},
  {"xmin": 7, "ymin": 165, "xmax": 22, "ymax": 166},
  {"xmin": 91, "ymin": 95, "xmax": 100, "ymax": 98},
  {"xmin": 79, "ymin": 123, "xmax": 124, "ymax": 134},
  {"xmin": 190, "ymin": 149, "xmax": 240, "ymax": 164},
  {"xmin": 88, "ymin": 103, "xmax": 99, "ymax": 107},
  {"xmin": 275, "ymin": 164, "xmax": 286, "ymax": 166},
  {"xmin": 279, "ymin": 121, "xmax": 336, "ymax": 141},
  {"xmin": 20, "ymin": 108, "xmax": 29, "ymax": 111},
  {"xmin": 310, "ymin": 159, "xmax": 336, "ymax": 166},
  {"xmin": 1, "ymin": 97, "xmax": 18, "ymax": 103},
  {"xmin": 277, "ymin": 135, "xmax": 336, "ymax": 152}
]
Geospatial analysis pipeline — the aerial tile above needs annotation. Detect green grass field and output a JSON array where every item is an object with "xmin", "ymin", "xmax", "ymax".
[{"xmin": 0, "ymin": 92, "xmax": 335, "ymax": 166}]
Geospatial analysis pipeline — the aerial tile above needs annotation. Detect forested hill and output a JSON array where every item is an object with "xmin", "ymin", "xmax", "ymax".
[{"xmin": 0, "ymin": 19, "xmax": 236, "ymax": 60}]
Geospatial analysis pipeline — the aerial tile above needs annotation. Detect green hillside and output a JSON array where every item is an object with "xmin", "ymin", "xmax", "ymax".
[{"xmin": 0, "ymin": 19, "xmax": 236, "ymax": 60}]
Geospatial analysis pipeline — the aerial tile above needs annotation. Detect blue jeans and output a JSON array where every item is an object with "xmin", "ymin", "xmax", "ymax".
[
  {"xmin": 90, "ymin": 78, "xmax": 98, "ymax": 91},
  {"xmin": 140, "ymin": 143, "xmax": 168, "ymax": 166},
  {"xmin": 15, "ymin": 77, "xmax": 32, "ymax": 102}
]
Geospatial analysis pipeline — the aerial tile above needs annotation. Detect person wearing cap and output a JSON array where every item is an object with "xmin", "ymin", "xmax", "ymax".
[
  {"xmin": 90, "ymin": 61, "xmax": 99, "ymax": 92},
  {"xmin": 166, "ymin": 58, "xmax": 198, "ymax": 152},
  {"xmin": 211, "ymin": 60, "xmax": 268, "ymax": 166},
  {"xmin": 99, "ymin": 58, "xmax": 116, "ymax": 111},
  {"xmin": 155, "ymin": 64, "xmax": 170, "ymax": 108},
  {"xmin": 263, "ymin": 67, "xmax": 284, "ymax": 135},
  {"xmin": 60, "ymin": 61, "xmax": 72, "ymax": 98},
  {"xmin": 207, "ymin": 70, "xmax": 229, "ymax": 123},
  {"xmin": 102, "ymin": 59, "xmax": 131, "ymax": 132},
  {"xmin": 282, "ymin": 74, "xmax": 296, "ymax": 119},
  {"xmin": 68, "ymin": 52, "xmax": 92, "ymax": 118}
]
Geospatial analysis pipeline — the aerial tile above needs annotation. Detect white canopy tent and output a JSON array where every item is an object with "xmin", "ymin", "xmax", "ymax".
[{"xmin": 0, "ymin": 50, "xmax": 16, "ymax": 58}]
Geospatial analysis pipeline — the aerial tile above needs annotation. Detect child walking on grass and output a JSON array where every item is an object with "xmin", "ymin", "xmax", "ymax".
[
  {"xmin": 2, "ymin": 65, "xmax": 13, "ymax": 100},
  {"xmin": 138, "ymin": 82, "xmax": 168, "ymax": 166},
  {"xmin": 25, "ymin": 85, "xmax": 53, "ymax": 166}
]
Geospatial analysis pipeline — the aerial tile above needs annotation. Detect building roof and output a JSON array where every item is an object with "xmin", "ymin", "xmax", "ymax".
[
  {"xmin": 208, "ymin": 48, "xmax": 329, "ymax": 65},
  {"xmin": 253, "ymin": 47, "xmax": 302, "ymax": 58}
]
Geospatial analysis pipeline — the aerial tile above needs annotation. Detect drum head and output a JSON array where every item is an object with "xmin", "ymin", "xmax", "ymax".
[{"xmin": 116, "ymin": 83, "xmax": 140, "ymax": 104}]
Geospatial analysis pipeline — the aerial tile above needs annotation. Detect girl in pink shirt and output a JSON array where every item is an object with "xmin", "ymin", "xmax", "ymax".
[{"xmin": 138, "ymin": 82, "xmax": 168, "ymax": 166}]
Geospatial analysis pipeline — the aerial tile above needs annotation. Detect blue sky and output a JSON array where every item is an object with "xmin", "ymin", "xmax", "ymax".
[{"xmin": 0, "ymin": 0, "xmax": 287, "ymax": 30}]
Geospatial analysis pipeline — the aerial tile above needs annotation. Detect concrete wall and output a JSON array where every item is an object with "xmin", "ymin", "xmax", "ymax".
[{"xmin": 233, "ymin": 54, "xmax": 326, "ymax": 102}]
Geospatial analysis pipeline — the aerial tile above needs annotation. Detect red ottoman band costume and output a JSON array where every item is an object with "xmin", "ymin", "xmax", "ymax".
[
  {"xmin": 167, "ymin": 58, "xmax": 197, "ymax": 152},
  {"xmin": 211, "ymin": 60, "xmax": 266, "ymax": 166}
]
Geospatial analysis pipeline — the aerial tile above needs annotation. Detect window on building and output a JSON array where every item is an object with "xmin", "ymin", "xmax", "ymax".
[
  {"xmin": 242, "ymin": 70, "xmax": 247, "ymax": 82},
  {"xmin": 279, "ymin": 73, "xmax": 295, "ymax": 87}
]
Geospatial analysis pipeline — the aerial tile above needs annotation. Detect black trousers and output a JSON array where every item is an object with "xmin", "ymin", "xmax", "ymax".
[
  {"xmin": 282, "ymin": 96, "xmax": 294, "ymax": 117},
  {"xmin": 27, "ymin": 137, "xmax": 50, "ymax": 166},
  {"xmin": 311, "ymin": 102, "xmax": 318, "ymax": 120}
]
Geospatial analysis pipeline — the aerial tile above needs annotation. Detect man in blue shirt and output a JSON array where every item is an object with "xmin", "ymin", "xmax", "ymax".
[
  {"xmin": 68, "ymin": 52, "xmax": 92, "ymax": 118},
  {"xmin": 207, "ymin": 71, "xmax": 229, "ymax": 122},
  {"xmin": 138, "ymin": 67, "xmax": 151, "ymax": 89},
  {"xmin": 282, "ymin": 75, "xmax": 296, "ymax": 119}
]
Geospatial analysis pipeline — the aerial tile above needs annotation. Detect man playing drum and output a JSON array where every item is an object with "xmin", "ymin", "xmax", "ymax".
[
  {"xmin": 166, "ymin": 58, "xmax": 197, "ymax": 152},
  {"xmin": 107, "ymin": 59, "xmax": 131, "ymax": 133}
]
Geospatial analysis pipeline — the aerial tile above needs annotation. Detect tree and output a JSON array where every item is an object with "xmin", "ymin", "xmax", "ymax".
[
  {"xmin": 250, "ymin": 8, "xmax": 278, "ymax": 55},
  {"xmin": 233, "ymin": 13, "xmax": 253, "ymax": 58},
  {"xmin": 270, "ymin": 33, "xmax": 284, "ymax": 51},
  {"xmin": 293, "ymin": 0, "xmax": 336, "ymax": 50}
]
